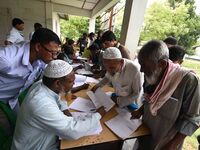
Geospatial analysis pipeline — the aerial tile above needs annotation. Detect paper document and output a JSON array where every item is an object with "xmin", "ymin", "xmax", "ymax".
[
  {"xmin": 85, "ymin": 77, "xmax": 99, "ymax": 84},
  {"xmin": 75, "ymin": 74, "xmax": 87, "ymax": 83},
  {"xmin": 69, "ymin": 97, "xmax": 96, "ymax": 112},
  {"xmin": 71, "ymin": 112, "xmax": 102, "ymax": 136},
  {"xmin": 71, "ymin": 63, "xmax": 82, "ymax": 69},
  {"xmin": 76, "ymin": 56, "xmax": 87, "ymax": 61},
  {"xmin": 76, "ymin": 69, "xmax": 93, "ymax": 75},
  {"xmin": 87, "ymin": 88, "xmax": 115, "ymax": 112},
  {"xmin": 73, "ymin": 74, "xmax": 87, "ymax": 88},
  {"xmin": 105, "ymin": 110, "xmax": 142, "ymax": 139}
]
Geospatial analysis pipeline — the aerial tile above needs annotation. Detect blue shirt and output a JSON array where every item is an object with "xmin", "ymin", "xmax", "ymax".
[
  {"xmin": 0, "ymin": 42, "xmax": 46, "ymax": 109},
  {"xmin": 12, "ymin": 80, "xmax": 101, "ymax": 150}
]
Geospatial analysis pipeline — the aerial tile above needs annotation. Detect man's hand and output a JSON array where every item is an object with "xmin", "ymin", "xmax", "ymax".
[
  {"xmin": 71, "ymin": 94, "xmax": 77, "ymax": 100},
  {"xmin": 63, "ymin": 109, "xmax": 72, "ymax": 116},
  {"xmin": 73, "ymin": 65, "xmax": 84, "ymax": 72},
  {"xmin": 111, "ymin": 94, "xmax": 118, "ymax": 104},
  {"xmin": 4, "ymin": 40, "xmax": 12, "ymax": 45},
  {"xmin": 96, "ymin": 106, "xmax": 106, "ymax": 117},
  {"xmin": 81, "ymin": 83, "xmax": 89, "ymax": 89},
  {"xmin": 91, "ymin": 85, "xmax": 100, "ymax": 92},
  {"xmin": 71, "ymin": 83, "xmax": 89, "ymax": 93},
  {"xmin": 131, "ymin": 109, "xmax": 142, "ymax": 119}
]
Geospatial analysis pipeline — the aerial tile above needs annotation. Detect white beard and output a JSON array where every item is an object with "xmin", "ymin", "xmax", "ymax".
[{"xmin": 145, "ymin": 68, "xmax": 162, "ymax": 85}]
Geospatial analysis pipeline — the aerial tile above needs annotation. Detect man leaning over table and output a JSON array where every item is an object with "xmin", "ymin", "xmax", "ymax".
[
  {"xmin": 131, "ymin": 40, "xmax": 200, "ymax": 150},
  {"xmin": 92, "ymin": 47, "xmax": 142, "ymax": 108},
  {"xmin": 0, "ymin": 28, "xmax": 61, "ymax": 137},
  {"xmin": 12, "ymin": 60, "xmax": 106, "ymax": 150}
]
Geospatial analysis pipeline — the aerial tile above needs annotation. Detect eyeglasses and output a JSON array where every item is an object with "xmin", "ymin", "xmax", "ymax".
[{"xmin": 40, "ymin": 44, "xmax": 61, "ymax": 56}]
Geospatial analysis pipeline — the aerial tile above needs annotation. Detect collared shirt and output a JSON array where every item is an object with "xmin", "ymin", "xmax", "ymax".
[
  {"xmin": 0, "ymin": 42, "xmax": 46, "ymax": 109},
  {"xmin": 63, "ymin": 53, "xmax": 73, "ymax": 64},
  {"xmin": 97, "ymin": 59, "xmax": 142, "ymax": 107},
  {"xmin": 12, "ymin": 81, "xmax": 101, "ymax": 150},
  {"xmin": 29, "ymin": 31, "xmax": 34, "ymax": 40},
  {"xmin": 6, "ymin": 27, "xmax": 25, "ymax": 44}
]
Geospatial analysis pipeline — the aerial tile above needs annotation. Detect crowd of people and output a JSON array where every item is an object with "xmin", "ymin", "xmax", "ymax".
[{"xmin": 0, "ymin": 17, "xmax": 200, "ymax": 150}]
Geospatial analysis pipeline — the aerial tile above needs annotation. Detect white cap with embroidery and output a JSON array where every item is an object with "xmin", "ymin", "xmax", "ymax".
[
  {"xmin": 103, "ymin": 47, "xmax": 122, "ymax": 59},
  {"xmin": 44, "ymin": 60, "xmax": 73, "ymax": 78}
]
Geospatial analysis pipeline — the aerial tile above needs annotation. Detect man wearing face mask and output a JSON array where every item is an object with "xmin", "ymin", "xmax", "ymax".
[
  {"xmin": 12, "ymin": 60, "xmax": 106, "ymax": 150},
  {"xmin": 92, "ymin": 47, "xmax": 142, "ymax": 108},
  {"xmin": 131, "ymin": 40, "xmax": 200, "ymax": 150}
]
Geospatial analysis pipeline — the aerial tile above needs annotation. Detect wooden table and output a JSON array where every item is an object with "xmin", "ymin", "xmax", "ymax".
[{"xmin": 60, "ymin": 85, "xmax": 150, "ymax": 150}]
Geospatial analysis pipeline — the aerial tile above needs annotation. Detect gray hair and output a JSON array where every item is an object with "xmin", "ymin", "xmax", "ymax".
[{"xmin": 138, "ymin": 40, "xmax": 169, "ymax": 63}]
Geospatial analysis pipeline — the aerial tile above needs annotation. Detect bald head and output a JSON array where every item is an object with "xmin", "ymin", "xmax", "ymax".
[
  {"xmin": 138, "ymin": 40, "xmax": 169, "ymax": 85},
  {"xmin": 138, "ymin": 40, "xmax": 169, "ymax": 63}
]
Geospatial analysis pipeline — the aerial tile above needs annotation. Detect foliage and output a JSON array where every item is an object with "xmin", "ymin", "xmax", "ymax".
[
  {"xmin": 140, "ymin": 0, "xmax": 200, "ymax": 54},
  {"xmin": 113, "ymin": 7, "xmax": 124, "ymax": 40},
  {"xmin": 182, "ymin": 59, "xmax": 200, "ymax": 77},
  {"xmin": 95, "ymin": 16, "xmax": 101, "ymax": 33},
  {"xmin": 60, "ymin": 16, "xmax": 89, "ymax": 42}
]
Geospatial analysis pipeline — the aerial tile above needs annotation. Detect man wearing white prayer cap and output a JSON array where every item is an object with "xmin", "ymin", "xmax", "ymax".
[
  {"xmin": 12, "ymin": 60, "xmax": 106, "ymax": 150},
  {"xmin": 92, "ymin": 47, "xmax": 142, "ymax": 108}
]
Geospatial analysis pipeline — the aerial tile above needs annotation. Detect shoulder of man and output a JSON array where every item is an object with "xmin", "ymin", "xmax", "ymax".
[{"xmin": 123, "ymin": 59, "xmax": 140, "ymax": 72}]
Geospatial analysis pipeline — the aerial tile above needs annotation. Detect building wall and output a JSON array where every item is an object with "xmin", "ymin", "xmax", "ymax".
[
  {"xmin": 52, "ymin": 12, "xmax": 60, "ymax": 38},
  {"xmin": 0, "ymin": 0, "xmax": 50, "ymax": 45}
]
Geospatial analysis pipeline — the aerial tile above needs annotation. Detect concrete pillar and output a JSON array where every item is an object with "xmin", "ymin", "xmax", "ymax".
[
  {"xmin": 52, "ymin": 12, "xmax": 60, "ymax": 37},
  {"xmin": 45, "ymin": 2, "xmax": 53, "ymax": 29},
  {"xmin": 120, "ymin": 0, "xmax": 148, "ymax": 59},
  {"xmin": 89, "ymin": 17, "xmax": 95, "ymax": 33}
]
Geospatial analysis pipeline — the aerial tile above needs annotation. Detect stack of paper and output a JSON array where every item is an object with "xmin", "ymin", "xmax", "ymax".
[
  {"xmin": 71, "ymin": 112, "xmax": 102, "ymax": 136},
  {"xmin": 87, "ymin": 88, "xmax": 115, "ymax": 112},
  {"xmin": 73, "ymin": 74, "xmax": 99, "ymax": 88},
  {"xmin": 105, "ymin": 110, "xmax": 142, "ymax": 139},
  {"xmin": 76, "ymin": 69, "xmax": 93, "ymax": 76},
  {"xmin": 69, "ymin": 97, "xmax": 96, "ymax": 112},
  {"xmin": 85, "ymin": 77, "xmax": 99, "ymax": 84},
  {"xmin": 73, "ymin": 74, "xmax": 87, "ymax": 88}
]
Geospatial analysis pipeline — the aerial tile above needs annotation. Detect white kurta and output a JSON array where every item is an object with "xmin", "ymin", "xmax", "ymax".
[
  {"xmin": 6, "ymin": 27, "xmax": 24, "ymax": 44},
  {"xmin": 12, "ymin": 80, "xmax": 101, "ymax": 150},
  {"xmin": 97, "ymin": 59, "xmax": 142, "ymax": 107}
]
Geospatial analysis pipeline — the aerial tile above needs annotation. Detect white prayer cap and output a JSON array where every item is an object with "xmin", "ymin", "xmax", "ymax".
[
  {"xmin": 44, "ymin": 60, "xmax": 73, "ymax": 78},
  {"xmin": 103, "ymin": 47, "xmax": 122, "ymax": 59}
]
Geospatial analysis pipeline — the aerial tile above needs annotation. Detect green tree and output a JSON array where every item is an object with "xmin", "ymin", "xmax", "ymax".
[
  {"xmin": 95, "ymin": 16, "xmax": 101, "ymax": 33},
  {"xmin": 60, "ymin": 16, "xmax": 89, "ymax": 42},
  {"xmin": 140, "ymin": 0, "xmax": 200, "ymax": 54}
]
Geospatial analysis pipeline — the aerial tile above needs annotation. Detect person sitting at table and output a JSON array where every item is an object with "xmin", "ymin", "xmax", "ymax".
[
  {"xmin": 88, "ymin": 43, "xmax": 103, "ymax": 65},
  {"xmin": 88, "ymin": 43, "xmax": 106, "ymax": 78},
  {"xmin": 92, "ymin": 47, "xmax": 142, "ymax": 108},
  {"xmin": 11, "ymin": 60, "xmax": 106, "ymax": 150},
  {"xmin": 0, "ymin": 28, "xmax": 61, "ymax": 146},
  {"xmin": 131, "ymin": 40, "xmax": 200, "ymax": 150},
  {"xmin": 58, "ymin": 45, "xmax": 76, "ymax": 64}
]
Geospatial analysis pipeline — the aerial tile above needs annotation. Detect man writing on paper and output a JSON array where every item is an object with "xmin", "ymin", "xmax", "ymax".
[
  {"xmin": 0, "ymin": 28, "xmax": 61, "ymax": 141},
  {"xmin": 131, "ymin": 40, "xmax": 200, "ymax": 150},
  {"xmin": 12, "ymin": 60, "xmax": 106, "ymax": 150},
  {"xmin": 92, "ymin": 47, "xmax": 142, "ymax": 108}
]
